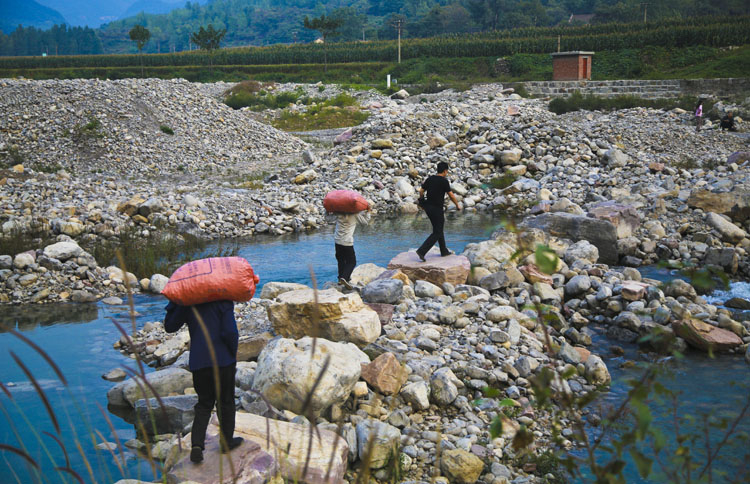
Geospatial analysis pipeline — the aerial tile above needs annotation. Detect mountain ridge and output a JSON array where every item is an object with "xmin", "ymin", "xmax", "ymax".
[{"xmin": 0, "ymin": 0, "xmax": 67, "ymax": 34}]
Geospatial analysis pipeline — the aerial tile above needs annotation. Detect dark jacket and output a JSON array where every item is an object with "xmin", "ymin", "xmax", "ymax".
[{"xmin": 164, "ymin": 300, "xmax": 238, "ymax": 371}]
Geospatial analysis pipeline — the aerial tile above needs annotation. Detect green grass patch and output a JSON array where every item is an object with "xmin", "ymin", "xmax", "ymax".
[
  {"xmin": 159, "ymin": 125, "xmax": 174, "ymax": 135},
  {"xmin": 489, "ymin": 173, "xmax": 518, "ymax": 190},
  {"xmin": 272, "ymin": 105, "xmax": 370, "ymax": 131},
  {"xmin": 233, "ymin": 170, "xmax": 268, "ymax": 189}
]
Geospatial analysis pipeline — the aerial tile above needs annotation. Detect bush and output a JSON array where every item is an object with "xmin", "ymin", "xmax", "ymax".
[
  {"xmin": 159, "ymin": 125, "xmax": 174, "ymax": 135},
  {"xmin": 508, "ymin": 53, "xmax": 539, "ymax": 76}
]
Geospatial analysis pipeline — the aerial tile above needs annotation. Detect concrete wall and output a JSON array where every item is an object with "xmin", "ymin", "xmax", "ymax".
[{"xmin": 515, "ymin": 78, "xmax": 750, "ymax": 99}]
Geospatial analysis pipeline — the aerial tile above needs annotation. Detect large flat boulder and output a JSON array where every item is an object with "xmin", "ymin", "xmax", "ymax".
[
  {"xmin": 168, "ymin": 429, "xmax": 275, "ymax": 484},
  {"xmin": 587, "ymin": 201, "xmax": 641, "ymax": 239},
  {"xmin": 672, "ymin": 318, "xmax": 743, "ymax": 353},
  {"xmin": 234, "ymin": 413, "xmax": 348, "ymax": 484},
  {"xmin": 387, "ymin": 249, "xmax": 470, "ymax": 286},
  {"xmin": 260, "ymin": 281, "xmax": 310, "ymax": 300},
  {"xmin": 521, "ymin": 213, "xmax": 618, "ymax": 265},
  {"xmin": 687, "ymin": 188, "xmax": 750, "ymax": 222},
  {"xmin": 252, "ymin": 337, "xmax": 369, "ymax": 416},
  {"xmin": 267, "ymin": 288, "xmax": 380, "ymax": 347}
]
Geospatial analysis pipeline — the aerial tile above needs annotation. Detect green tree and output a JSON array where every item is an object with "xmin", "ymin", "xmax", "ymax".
[
  {"xmin": 190, "ymin": 24, "xmax": 227, "ymax": 74},
  {"xmin": 128, "ymin": 25, "xmax": 150, "ymax": 77},
  {"xmin": 302, "ymin": 14, "xmax": 344, "ymax": 72}
]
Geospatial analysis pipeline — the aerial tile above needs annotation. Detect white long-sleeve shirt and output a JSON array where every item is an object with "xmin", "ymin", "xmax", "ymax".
[{"xmin": 334, "ymin": 212, "xmax": 371, "ymax": 246}]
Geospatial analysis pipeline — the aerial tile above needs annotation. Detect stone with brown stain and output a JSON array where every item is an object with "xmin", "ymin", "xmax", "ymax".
[{"xmin": 360, "ymin": 352, "xmax": 408, "ymax": 395}]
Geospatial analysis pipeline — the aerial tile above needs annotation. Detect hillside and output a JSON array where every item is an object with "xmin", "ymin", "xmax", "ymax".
[{"xmin": 0, "ymin": 0, "xmax": 66, "ymax": 34}]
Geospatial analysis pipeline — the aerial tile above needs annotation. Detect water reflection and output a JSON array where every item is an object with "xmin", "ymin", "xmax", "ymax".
[{"xmin": 0, "ymin": 302, "xmax": 99, "ymax": 332}]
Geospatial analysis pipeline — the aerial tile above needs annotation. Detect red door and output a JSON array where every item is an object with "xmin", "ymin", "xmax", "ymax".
[{"xmin": 582, "ymin": 57, "xmax": 589, "ymax": 79}]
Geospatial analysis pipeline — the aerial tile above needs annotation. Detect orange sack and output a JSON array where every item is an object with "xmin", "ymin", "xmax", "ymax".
[
  {"xmin": 323, "ymin": 190, "xmax": 370, "ymax": 213},
  {"xmin": 162, "ymin": 257, "xmax": 260, "ymax": 306}
]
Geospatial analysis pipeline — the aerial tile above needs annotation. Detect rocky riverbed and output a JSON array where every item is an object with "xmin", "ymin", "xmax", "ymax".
[
  {"xmin": 106, "ymin": 230, "xmax": 748, "ymax": 484},
  {"xmin": 2, "ymin": 78, "xmax": 749, "ymax": 482},
  {"xmin": 2, "ymin": 79, "xmax": 750, "ymax": 306}
]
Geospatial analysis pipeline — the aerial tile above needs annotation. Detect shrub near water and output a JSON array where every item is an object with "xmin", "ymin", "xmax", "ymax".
[{"xmin": 271, "ymin": 93, "xmax": 369, "ymax": 131}]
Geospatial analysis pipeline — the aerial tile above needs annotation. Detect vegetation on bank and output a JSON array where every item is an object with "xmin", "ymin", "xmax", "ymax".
[
  {"xmin": 4, "ymin": 0, "xmax": 748, "ymax": 56},
  {"xmin": 1, "ymin": 44, "xmax": 748, "ymax": 89},
  {"xmin": 1, "ymin": 16, "xmax": 748, "ymax": 71}
]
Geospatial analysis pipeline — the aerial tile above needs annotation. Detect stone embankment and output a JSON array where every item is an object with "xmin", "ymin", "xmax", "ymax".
[{"xmin": 518, "ymin": 77, "xmax": 750, "ymax": 101}]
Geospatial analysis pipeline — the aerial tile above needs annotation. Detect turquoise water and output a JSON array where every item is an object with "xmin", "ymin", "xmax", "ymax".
[
  {"xmin": 582, "ymin": 324, "xmax": 750, "ymax": 483},
  {"xmin": 0, "ymin": 213, "xmax": 747, "ymax": 483},
  {"xmin": 0, "ymin": 213, "xmax": 500, "ymax": 483}
]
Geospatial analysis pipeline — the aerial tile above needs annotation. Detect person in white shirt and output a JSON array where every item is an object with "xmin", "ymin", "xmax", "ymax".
[{"xmin": 334, "ymin": 206, "xmax": 371, "ymax": 288}]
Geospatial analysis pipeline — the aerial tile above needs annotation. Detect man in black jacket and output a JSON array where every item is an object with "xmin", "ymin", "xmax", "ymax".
[
  {"xmin": 720, "ymin": 112, "xmax": 736, "ymax": 131},
  {"xmin": 164, "ymin": 300, "xmax": 243, "ymax": 463},
  {"xmin": 416, "ymin": 161, "xmax": 462, "ymax": 261}
]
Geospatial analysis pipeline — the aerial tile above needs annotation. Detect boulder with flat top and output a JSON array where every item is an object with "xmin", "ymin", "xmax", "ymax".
[
  {"xmin": 587, "ymin": 201, "xmax": 641, "ymax": 239},
  {"xmin": 168, "ymin": 430, "xmax": 275, "ymax": 484},
  {"xmin": 387, "ymin": 249, "xmax": 470, "ymax": 286},
  {"xmin": 687, "ymin": 188, "xmax": 750, "ymax": 222},
  {"xmin": 267, "ymin": 288, "xmax": 380, "ymax": 347},
  {"xmin": 672, "ymin": 318, "xmax": 743, "ymax": 353},
  {"xmin": 521, "ymin": 213, "xmax": 619, "ymax": 265}
]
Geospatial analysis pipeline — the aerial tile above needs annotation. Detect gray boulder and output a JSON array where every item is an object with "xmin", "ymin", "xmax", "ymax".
[
  {"xmin": 43, "ymin": 241, "xmax": 82, "ymax": 261},
  {"xmin": 252, "ymin": 337, "xmax": 368, "ymax": 416},
  {"xmin": 361, "ymin": 278, "xmax": 404, "ymax": 304},
  {"xmin": 521, "ymin": 213, "xmax": 618, "ymax": 265},
  {"xmin": 565, "ymin": 275, "xmax": 592, "ymax": 298},
  {"xmin": 107, "ymin": 368, "xmax": 193, "ymax": 408},
  {"xmin": 564, "ymin": 240, "xmax": 599, "ymax": 265},
  {"xmin": 134, "ymin": 395, "xmax": 198, "ymax": 436},
  {"xmin": 356, "ymin": 419, "xmax": 401, "ymax": 469},
  {"xmin": 430, "ymin": 367, "xmax": 461, "ymax": 406}
]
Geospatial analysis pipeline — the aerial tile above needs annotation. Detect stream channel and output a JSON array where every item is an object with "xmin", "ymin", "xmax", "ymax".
[{"xmin": 1, "ymin": 212, "xmax": 748, "ymax": 483}]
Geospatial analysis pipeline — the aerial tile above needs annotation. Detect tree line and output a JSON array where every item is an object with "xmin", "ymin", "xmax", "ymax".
[
  {"xmin": 0, "ymin": 24, "xmax": 102, "ymax": 57},
  {"xmin": 1, "ymin": 0, "xmax": 749, "ymax": 57}
]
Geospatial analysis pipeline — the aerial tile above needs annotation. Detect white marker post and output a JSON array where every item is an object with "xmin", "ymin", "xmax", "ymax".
[{"xmin": 387, "ymin": 74, "xmax": 391, "ymax": 89}]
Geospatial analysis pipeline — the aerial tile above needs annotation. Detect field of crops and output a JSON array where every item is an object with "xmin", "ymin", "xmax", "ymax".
[{"xmin": 1, "ymin": 16, "xmax": 747, "ymax": 70}]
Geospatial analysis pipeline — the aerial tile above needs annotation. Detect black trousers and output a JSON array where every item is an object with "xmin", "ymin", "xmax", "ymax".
[
  {"xmin": 418, "ymin": 204, "xmax": 449, "ymax": 256},
  {"xmin": 191, "ymin": 363, "xmax": 236, "ymax": 450},
  {"xmin": 335, "ymin": 243, "xmax": 356, "ymax": 281}
]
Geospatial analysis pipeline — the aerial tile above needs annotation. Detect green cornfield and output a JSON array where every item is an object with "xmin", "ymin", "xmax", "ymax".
[{"xmin": 0, "ymin": 16, "xmax": 747, "ymax": 70}]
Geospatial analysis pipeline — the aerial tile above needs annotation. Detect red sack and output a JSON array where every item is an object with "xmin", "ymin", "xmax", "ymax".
[
  {"xmin": 323, "ymin": 190, "xmax": 369, "ymax": 213},
  {"xmin": 162, "ymin": 257, "xmax": 260, "ymax": 306}
]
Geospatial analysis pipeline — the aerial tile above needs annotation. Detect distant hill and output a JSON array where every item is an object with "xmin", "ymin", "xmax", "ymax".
[
  {"xmin": 34, "ymin": 0, "xmax": 207, "ymax": 28},
  {"xmin": 36, "ymin": 0, "xmax": 132, "ymax": 27},
  {"xmin": 119, "ymin": 1, "xmax": 188, "ymax": 19},
  {"xmin": 0, "ymin": 0, "xmax": 67, "ymax": 33}
]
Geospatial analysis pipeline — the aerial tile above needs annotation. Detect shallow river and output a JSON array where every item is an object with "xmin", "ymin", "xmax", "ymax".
[{"xmin": 0, "ymin": 212, "xmax": 747, "ymax": 483}]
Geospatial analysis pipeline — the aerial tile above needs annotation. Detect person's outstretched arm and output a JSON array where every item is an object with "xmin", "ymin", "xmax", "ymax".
[
  {"xmin": 448, "ymin": 191, "xmax": 461, "ymax": 210},
  {"xmin": 164, "ymin": 302, "xmax": 189, "ymax": 333}
]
